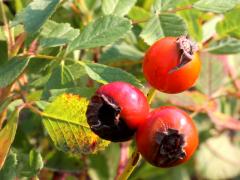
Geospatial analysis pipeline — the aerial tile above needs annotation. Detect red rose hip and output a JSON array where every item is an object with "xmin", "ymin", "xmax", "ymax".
[
  {"xmin": 86, "ymin": 81, "xmax": 149, "ymax": 142},
  {"xmin": 136, "ymin": 106, "xmax": 198, "ymax": 167},
  {"xmin": 143, "ymin": 36, "xmax": 201, "ymax": 94}
]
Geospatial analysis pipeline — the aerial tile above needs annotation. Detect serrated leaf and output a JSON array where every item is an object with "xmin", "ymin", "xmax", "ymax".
[
  {"xmin": 196, "ymin": 134, "xmax": 240, "ymax": 179},
  {"xmin": 42, "ymin": 94, "xmax": 110, "ymax": 154},
  {"xmin": 100, "ymin": 43, "xmax": 144, "ymax": 64},
  {"xmin": 128, "ymin": 6, "xmax": 151, "ymax": 26},
  {"xmin": 102, "ymin": 0, "xmax": 137, "ymax": 16},
  {"xmin": 12, "ymin": 0, "xmax": 60, "ymax": 33},
  {"xmin": 216, "ymin": 8, "xmax": 240, "ymax": 38},
  {"xmin": 67, "ymin": 15, "xmax": 132, "ymax": 53},
  {"xmin": 205, "ymin": 38, "xmax": 240, "ymax": 54},
  {"xmin": 42, "ymin": 63, "xmax": 75, "ymax": 100},
  {"xmin": 193, "ymin": 0, "xmax": 236, "ymax": 13},
  {"xmin": 78, "ymin": 61, "xmax": 142, "ymax": 88},
  {"xmin": 0, "ymin": 57, "xmax": 30, "ymax": 88},
  {"xmin": 0, "ymin": 109, "xmax": 19, "ymax": 170},
  {"xmin": 49, "ymin": 87, "xmax": 96, "ymax": 100},
  {"xmin": 40, "ymin": 20, "xmax": 80, "ymax": 48},
  {"xmin": 178, "ymin": 9, "xmax": 203, "ymax": 42},
  {"xmin": 0, "ymin": 151, "xmax": 17, "ymax": 180},
  {"xmin": 14, "ymin": 149, "xmax": 43, "ymax": 178},
  {"xmin": 140, "ymin": 14, "xmax": 187, "ymax": 45},
  {"xmin": 197, "ymin": 54, "xmax": 225, "ymax": 95}
]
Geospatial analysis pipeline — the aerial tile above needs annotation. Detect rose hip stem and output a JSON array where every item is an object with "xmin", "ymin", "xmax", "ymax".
[{"xmin": 116, "ymin": 88, "xmax": 156, "ymax": 180}]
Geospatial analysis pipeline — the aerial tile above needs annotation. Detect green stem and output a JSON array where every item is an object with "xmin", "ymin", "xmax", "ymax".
[
  {"xmin": 116, "ymin": 150, "xmax": 140, "ymax": 180},
  {"xmin": 116, "ymin": 88, "xmax": 157, "ymax": 180},
  {"xmin": 147, "ymin": 88, "xmax": 157, "ymax": 104},
  {"xmin": 0, "ymin": 0, "xmax": 14, "ymax": 54}
]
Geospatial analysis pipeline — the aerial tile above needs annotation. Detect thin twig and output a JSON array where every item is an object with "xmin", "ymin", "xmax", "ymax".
[
  {"xmin": 10, "ymin": 32, "xmax": 27, "ymax": 57},
  {"xmin": 115, "ymin": 142, "xmax": 130, "ymax": 179},
  {"xmin": 25, "ymin": 103, "xmax": 43, "ymax": 116},
  {"xmin": 0, "ymin": 0, "xmax": 14, "ymax": 54},
  {"xmin": 165, "ymin": 5, "xmax": 193, "ymax": 13}
]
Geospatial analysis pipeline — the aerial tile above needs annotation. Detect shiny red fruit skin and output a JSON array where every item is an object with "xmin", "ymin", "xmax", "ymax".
[
  {"xmin": 97, "ymin": 81, "xmax": 149, "ymax": 129},
  {"xmin": 136, "ymin": 106, "xmax": 199, "ymax": 168},
  {"xmin": 143, "ymin": 37, "xmax": 201, "ymax": 94}
]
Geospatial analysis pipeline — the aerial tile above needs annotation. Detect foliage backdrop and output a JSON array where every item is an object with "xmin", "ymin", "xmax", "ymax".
[{"xmin": 0, "ymin": 0, "xmax": 240, "ymax": 179}]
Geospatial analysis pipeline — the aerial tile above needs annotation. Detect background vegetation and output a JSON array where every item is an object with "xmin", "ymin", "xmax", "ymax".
[{"xmin": 0, "ymin": 0, "xmax": 240, "ymax": 179}]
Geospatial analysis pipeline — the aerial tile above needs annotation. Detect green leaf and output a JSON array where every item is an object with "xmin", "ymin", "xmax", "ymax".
[
  {"xmin": 42, "ymin": 94, "xmax": 110, "ymax": 155},
  {"xmin": 0, "ymin": 149, "xmax": 43, "ymax": 179},
  {"xmin": 0, "ymin": 109, "xmax": 19, "ymax": 170},
  {"xmin": 45, "ymin": 151, "xmax": 83, "ymax": 173},
  {"xmin": 0, "ymin": 151, "xmax": 17, "ymax": 180},
  {"xmin": 40, "ymin": 20, "xmax": 80, "ymax": 48},
  {"xmin": 67, "ymin": 15, "xmax": 132, "ymax": 53},
  {"xmin": 193, "ymin": 0, "xmax": 236, "ymax": 13},
  {"xmin": 140, "ymin": 14, "xmax": 187, "ymax": 45},
  {"xmin": 102, "ymin": 0, "xmax": 137, "ymax": 16},
  {"xmin": 128, "ymin": 6, "xmax": 151, "ymax": 26},
  {"xmin": 42, "ymin": 63, "xmax": 75, "ymax": 100},
  {"xmin": 158, "ymin": 0, "xmax": 178, "ymax": 11},
  {"xmin": 89, "ymin": 143, "xmax": 120, "ymax": 180},
  {"xmin": 152, "ymin": 0, "xmax": 162, "ymax": 13},
  {"xmin": 28, "ymin": 150, "xmax": 43, "ymax": 176},
  {"xmin": 100, "ymin": 43, "xmax": 144, "ymax": 64},
  {"xmin": 12, "ymin": 0, "xmax": 60, "ymax": 33},
  {"xmin": 49, "ymin": 87, "xmax": 96, "ymax": 100},
  {"xmin": 0, "ymin": 57, "xmax": 30, "ymax": 88},
  {"xmin": 205, "ymin": 38, "xmax": 240, "ymax": 54},
  {"xmin": 196, "ymin": 134, "xmax": 240, "ymax": 179},
  {"xmin": 0, "ymin": 97, "xmax": 12, "ymax": 115},
  {"xmin": 0, "ymin": 25, "xmax": 24, "ymax": 41},
  {"xmin": 152, "ymin": 0, "xmax": 179, "ymax": 13},
  {"xmin": 10, "ymin": 149, "xmax": 43, "ymax": 178},
  {"xmin": 202, "ymin": 16, "xmax": 222, "ymax": 43},
  {"xmin": 178, "ymin": 9, "xmax": 203, "ymax": 42},
  {"xmin": 79, "ymin": 61, "xmax": 142, "ymax": 88},
  {"xmin": 216, "ymin": 8, "xmax": 240, "ymax": 38},
  {"xmin": 0, "ymin": 41, "xmax": 8, "ymax": 65}
]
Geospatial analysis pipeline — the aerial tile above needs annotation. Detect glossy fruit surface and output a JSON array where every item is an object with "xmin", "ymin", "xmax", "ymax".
[
  {"xmin": 86, "ymin": 81, "xmax": 149, "ymax": 142},
  {"xmin": 136, "ymin": 106, "xmax": 198, "ymax": 167},
  {"xmin": 143, "ymin": 36, "xmax": 201, "ymax": 94}
]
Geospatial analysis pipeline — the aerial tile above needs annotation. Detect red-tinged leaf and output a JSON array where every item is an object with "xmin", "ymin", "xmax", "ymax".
[
  {"xmin": 168, "ymin": 91, "xmax": 217, "ymax": 112},
  {"xmin": 207, "ymin": 110, "xmax": 240, "ymax": 131},
  {"xmin": 0, "ymin": 108, "xmax": 19, "ymax": 170}
]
